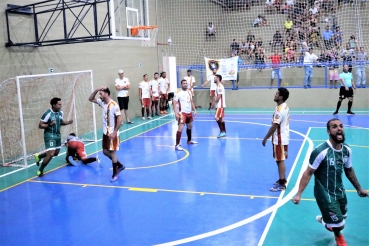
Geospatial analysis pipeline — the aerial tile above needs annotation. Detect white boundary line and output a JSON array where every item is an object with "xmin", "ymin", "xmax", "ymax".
[
  {"xmin": 154, "ymin": 121, "xmax": 314, "ymax": 246},
  {"xmin": 0, "ymin": 115, "xmax": 172, "ymax": 179}
]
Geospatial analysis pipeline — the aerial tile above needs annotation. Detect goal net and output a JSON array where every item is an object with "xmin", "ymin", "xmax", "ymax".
[
  {"xmin": 157, "ymin": 0, "xmax": 368, "ymax": 87},
  {"xmin": 0, "ymin": 70, "xmax": 97, "ymax": 168}
]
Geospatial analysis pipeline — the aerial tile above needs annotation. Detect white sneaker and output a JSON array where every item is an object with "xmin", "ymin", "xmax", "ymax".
[
  {"xmin": 187, "ymin": 140, "xmax": 198, "ymax": 144},
  {"xmin": 175, "ymin": 145, "xmax": 184, "ymax": 151},
  {"xmin": 142, "ymin": 117, "xmax": 145, "ymax": 120},
  {"xmin": 147, "ymin": 116, "xmax": 152, "ymax": 119}
]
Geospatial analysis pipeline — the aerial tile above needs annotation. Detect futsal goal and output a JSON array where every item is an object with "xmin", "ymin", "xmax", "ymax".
[{"xmin": 0, "ymin": 70, "xmax": 97, "ymax": 168}]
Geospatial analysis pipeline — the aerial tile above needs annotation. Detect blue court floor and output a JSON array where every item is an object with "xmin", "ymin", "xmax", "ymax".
[{"xmin": 0, "ymin": 109, "xmax": 368, "ymax": 245}]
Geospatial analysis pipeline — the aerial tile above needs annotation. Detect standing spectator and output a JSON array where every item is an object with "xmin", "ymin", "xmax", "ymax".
[
  {"xmin": 205, "ymin": 22, "xmax": 216, "ymax": 41},
  {"xmin": 269, "ymin": 50, "xmax": 283, "ymax": 88},
  {"xmin": 341, "ymin": 43, "xmax": 355, "ymax": 73},
  {"xmin": 328, "ymin": 48, "xmax": 340, "ymax": 88},
  {"xmin": 254, "ymin": 47, "xmax": 265, "ymax": 72},
  {"xmin": 230, "ymin": 39, "xmax": 240, "ymax": 55},
  {"xmin": 139, "ymin": 74, "xmax": 152, "ymax": 120},
  {"xmin": 284, "ymin": 17, "xmax": 293, "ymax": 35},
  {"xmin": 333, "ymin": 65, "xmax": 356, "ymax": 115},
  {"xmin": 246, "ymin": 31, "xmax": 255, "ymax": 43},
  {"xmin": 334, "ymin": 26, "xmax": 343, "ymax": 48},
  {"xmin": 355, "ymin": 42, "xmax": 368, "ymax": 88},
  {"xmin": 115, "ymin": 70, "xmax": 134, "ymax": 124},
  {"xmin": 322, "ymin": 25, "xmax": 334, "ymax": 49},
  {"xmin": 303, "ymin": 48, "xmax": 319, "ymax": 88}
]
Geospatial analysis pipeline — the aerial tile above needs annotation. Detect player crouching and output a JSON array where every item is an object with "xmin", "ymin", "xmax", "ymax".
[{"xmin": 65, "ymin": 133, "xmax": 100, "ymax": 166}]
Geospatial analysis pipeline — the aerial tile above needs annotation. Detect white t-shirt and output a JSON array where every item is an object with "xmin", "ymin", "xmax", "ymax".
[
  {"xmin": 304, "ymin": 52, "xmax": 318, "ymax": 67},
  {"xmin": 309, "ymin": 7, "xmax": 319, "ymax": 15},
  {"xmin": 207, "ymin": 24, "xmax": 215, "ymax": 34},
  {"xmin": 158, "ymin": 77, "xmax": 170, "ymax": 94},
  {"xmin": 139, "ymin": 81, "xmax": 151, "ymax": 99},
  {"xmin": 184, "ymin": 75, "xmax": 196, "ymax": 96},
  {"xmin": 96, "ymin": 99, "xmax": 121, "ymax": 135},
  {"xmin": 272, "ymin": 102, "xmax": 289, "ymax": 145},
  {"xmin": 173, "ymin": 90, "xmax": 193, "ymax": 114},
  {"xmin": 115, "ymin": 77, "xmax": 130, "ymax": 97},
  {"xmin": 215, "ymin": 83, "xmax": 226, "ymax": 108},
  {"xmin": 149, "ymin": 79, "xmax": 159, "ymax": 97},
  {"xmin": 207, "ymin": 74, "xmax": 217, "ymax": 90},
  {"xmin": 286, "ymin": 0, "xmax": 294, "ymax": 6}
]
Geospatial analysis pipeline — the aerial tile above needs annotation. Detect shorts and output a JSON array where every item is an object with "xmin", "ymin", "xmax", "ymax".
[
  {"xmin": 316, "ymin": 195, "xmax": 347, "ymax": 227},
  {"xmin": 178, "ymin": 112, "xmax": 193, "ymax": 124},
  {"xmin": 271, "ymin": 69, "xmax": 282, "ymax": 79},
  {"xmin": 102, "ymin": 133, "xmax": 120, "ymax": 151},
  {"xmin": 67, "ymin": 141, "xmax": 87, "ymax": 159},
  {"xmin": 141, "ymin": 98, "xmax": 150, "ymax": 107},
  {"xmin": 215, "ymin": 108, "xmax": 225, "ymax": 119},
  {"xmin": 44, "ymin": 138, "xmax": 62, "ymax": 150},
  {"xmin": 210, "ymin": 90, "xmax": 215, "ymax": 97},
  {"xmin": 273, "ymin": 144, "xmax": 288, "ymax": 161},
  {"xmin": 160, "ymin": 93, "xmax": 168, "ymax": 100},
  {"xmin": 339, "ymin": 86, "xmax": 354, "ymax": 99},
  {"xmin": 118, "ymin": 97, "xmax": 129, "ymax": 110},
  {"xmin": 329, "ymin": 69, "xmax": 339, "ymax": 80},
  {"xmin": 152, "ymin": 96, "xmax": 160, "ymax": 101}
]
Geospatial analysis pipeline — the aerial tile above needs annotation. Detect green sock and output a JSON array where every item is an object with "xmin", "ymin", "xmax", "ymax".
[{"xmin": 39, "ymin": 162, "xmax": 48, "ymax": 173}]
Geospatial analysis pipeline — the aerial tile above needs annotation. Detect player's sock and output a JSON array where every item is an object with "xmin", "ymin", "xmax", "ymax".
[
  {"xmin": 112, "ymin": 162, "xmax": 117, "ymax": 177},
  {"xmin": 186, "ymin": 129, "xmax": 192, "ymax": 142},
  {"xmin": 82, "ymin": 157, "xmax": 97, "ymax": 164},
  {"xmin": 221, "ymin": 121, "xmax": 226, "ymax": 133},
  {"xmin": 217, "ymin": 120, "xmax": 224, "ymax": 132},
  {"xmin": 335, "ymin": 101, "xmax": 342, "ymax": 112},
  {"xmin": 39, "ymin": 153, "xmax": 47, "ymax": 159},
  {"xmin": 146, "ymin": 108, "xmax": 150, "ymax": 117},
  {"xmin": 141, "ymin": 108, "xmax": 144, "ymax": 117},
  {"xmin": 176, "ymin": 131, "xmax": 182, "ymax": 146},
  {"xmin": 278, "ymin": 178, "xmax": 287, "ymax": 185},
  {"xmin": 39, "ymin": 162, "xmax": 48, "ymax": 173},
  {"xmin": 348, "ymin": 101, "xmax": 353, "ymax": 112}
]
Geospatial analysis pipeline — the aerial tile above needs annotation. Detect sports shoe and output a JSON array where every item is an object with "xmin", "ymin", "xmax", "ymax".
[
  {"xmin": 116, "ymin": 165, "xmax": 125, "ymax": 175},
  {"xmin": 274, "ymin": 179, "xmax": 287, "ymax": 185},
  {"xmin": 147, "ymin": 116, "xmax": 152, "ymax": 120},
  {"xmin": 155, "ymin": 113, "xmax": 160, "ymax": 116},
  {"xmin": 127, "ymin": 121, "xmax": 134, "ymax": 124},
  {"xmin": 142, "ymin": 117, "xmax": 145, "ymax": 120},
  {"xmin": 347, "ymin": 111, "xmax": 355, "ymax": 115},
  {"xmin": 316, "ymin": 215, "xmax": 333, "ymax": 232},
  {"xmin": 333, "ymin": 111, "xmax": 338, "ymax": 115},
  {"xmin": 175, "ymin": 145, "xmax": 184, "ymax": 151},
  {"xmin": 270, "ymin": 183, "xmax": 286, "ymax": 192},
  {"xmin": 217, "ymin": 132, "xmax": 227, "ymax": 138},
  {"xmin": 187, "ymin": 140, "xmax": 198, "ymax": 144},
  {"xmin": 96, "ymin": 155, "xmax": 102, "ymax": 167},
  {"xmin": 34, "ymin": 153, "xmax": 40, "ymax": 166},
  {"xmin": 335, "ymin": 234, "xmax": 347, "ymax": 246},
  {"xmin": 37, "ymin": 170, "xmax": 44, "ymax": 177},
  {"xmin": 67, "ymin": 156, "xmax": 78, "ymax": 166},
  {"xmin": 110, "ymin": 175, "xmax": 118, "ymax": 182}
]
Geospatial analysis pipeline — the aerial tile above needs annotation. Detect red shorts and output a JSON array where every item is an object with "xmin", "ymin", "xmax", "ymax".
[
  {"xmin": 210, "ymin": 90, "xmax": 215, "ymax": 97},
  {"xmin": 152, "ymin": 96, "xmax": 160, "ymax": 101},
  {"xmin": 273, "ymin": 144, "xmax": 288, "ymax": 161},
  {"xmin": 178, "ymin": 112, "xmax": 193, "ymax": 124},
  {"xmin": 160, "ymin": 93, "xmax": 168, "ymax": 100},
  {"xmin": 67, "ymin": 141, "xmax": 87, "ymax": 159},
  {"xmin": 141, "ymin": 98, "xmax": 150, "ymax": 107},
  {"xmin": 215, "ymin": 108, "xmax": 224, "ymax": 119},
  {"xmin": 102, "ymin": 134, "xmax": 120, "ymax": 151}
]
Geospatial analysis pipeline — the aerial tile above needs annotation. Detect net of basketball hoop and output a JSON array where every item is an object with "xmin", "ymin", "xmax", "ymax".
[{"xmin": 130, "ymin": 26, "xmax": 158, "ymax": 47}]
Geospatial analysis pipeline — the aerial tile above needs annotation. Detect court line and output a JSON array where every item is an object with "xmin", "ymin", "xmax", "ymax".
[
  {"xmin": 135, "ymin": 135, "xmax": 304, "ymax": 142},
  {"xmin": 154, "ymin": 122, "xmax": 314, "ymax": 246}
]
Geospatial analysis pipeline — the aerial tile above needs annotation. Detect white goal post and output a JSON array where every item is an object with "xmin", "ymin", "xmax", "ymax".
[{"xmin": 0, "ymin": 70, "xmax": 97, "ymax": 168}]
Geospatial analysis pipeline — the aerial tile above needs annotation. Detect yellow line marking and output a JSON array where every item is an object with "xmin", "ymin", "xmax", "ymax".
[
  {"xmin": 82, "ymin": 185, "xmax": 87, "ymax": 187},
  {"xmin": 129, "ymin": 188, "xmax": 158, "ymax": 192},
  {"xmin": 26, "ymin": 179, "xmax": 279, "ymax": 199},
  {"xmin": 250, "ymin": 196, "xmax": 254, "ymax": 199}
]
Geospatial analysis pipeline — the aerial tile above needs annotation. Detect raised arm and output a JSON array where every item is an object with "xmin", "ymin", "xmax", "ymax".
[{"xmin": 89, "ymin": 87, "xmax": 104, "ymax": 103}]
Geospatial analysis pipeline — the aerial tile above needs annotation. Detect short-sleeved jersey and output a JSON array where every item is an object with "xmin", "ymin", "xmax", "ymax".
[
  {"xmin": 115, "ymin": 77, "xmax": 130, "ymax": 97},
  {"xmin": 158, "ymin": 78, "xmax": 170, "ymax": 93},
  {"xmin": 173, "ymin": 90, "xmax": 193, "ymax": 113},
  {"xmin": 184, "ymin": 75, "xmax": 196, "ymax": 95},
  {"xmin": 40, "ymin": 109, "xmax": 64, "ymax": 139},
  {"xmin": 272, "ymin": 102, "xmax": 289, "ymax": 145},
  {"xmin": 270, "ymin": 55, "xmax": 282, "ymax": 69},
  {"xmin": 67, "ymin": 135, "xmax": 83, "ymax": 143},
  {"xmin": 149, "ymin": 79, "xmax": 159, "ymax": 97},
  {"xmin": 139, "ymin": 81, "xmax": 151, "ymax": 99},
  {"xmin": 309, "ymin": 140, "xmax": 352, "ymax": 202},
  {"xmin": 339, "ymin": 72, "xmax": 353, "ymax": 87},
  {"xmin": 207, "ymin": 74, "xmax": 217, "ymax": 90},
  {"xmin": 215, "ymin": 83, "xmax": 226, "ymax": 108},
  {"xmin": 96, "ymin": 99, "xmax": 121, "ymax": 135}
]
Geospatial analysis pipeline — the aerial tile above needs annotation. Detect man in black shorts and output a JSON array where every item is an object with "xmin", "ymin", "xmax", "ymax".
[
  {"xmin": 333, "ymin": 65, "xmax": 356, "ymax": 115},
  {"xmin": 115, "ymin": 70, "xmax": 134, "ymax": 124}
]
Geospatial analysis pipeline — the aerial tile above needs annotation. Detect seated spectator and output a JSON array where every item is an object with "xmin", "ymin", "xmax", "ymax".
[
  {"xmin": 349, "ymin": 35, "xmax": 356, "ymax": 49},
  {"xmin": 239, "ymin": 40, "xmax": 249, "ymax": 54},
  {"xmin": 261, "ymin": 16, "xmax": 269, "ymax": 26},
  {"xmin": 271, "ymin": 30, "xmax": 283, "ymax": 46},
  {"xmin": 284, "ymin": 17, "xmax": 293, "ymax": 34},
  {"xmin": 248, "ymin": 41, "xmax": 256, "ymax": 59},
  {"xmin": 286, "ymin": 46, "xmax": 297, "ymax": 63},
  {"xmin": 309, "ymin": 29, "xmax": 320, "ymax": 48},
  {"xmin": 309, "ymin": 3, "xmax": 320, "ymax": 17},
  {"xmin": 322, "ymin": 25, "xmax": 334, "ymax": 49},
  {"xmin": 230, "ymin": 39, "xmax": 240, "ymax": 54},
  {"xmin": 246, "ymin": 31, "xmax": 255, "ymax": 43},
  {"xmin": 317, "ymin": 49, "xmax": 329, "ymax": 65},
  {"xmin": 256, "ymin": 37, "xmax": 263, "ymax": 48},
  {"xmin": 205, "ymin": 22, "xmax": 216, "ymax": 41},
  {"xmin": 282, "ymin": 3, "xmax": 290, "ymax": 14},
  {"xmin": 265, "ymin": 0, "xmax": 275, "ymax": 13},
  {"xmin": 309, "ymin": 14, "xmax": 319, "ymax": 31},
  {"xmin": 286, "ymin": 0, "xmax": 294, "ymax": 7},
  {"xmin": 253, "ymin": 15, "xmax": 263, "ymax": 27},
  {"xmin": 334, "ymin": 26, "xmax": 343, "ymax": 48},
  {"xmin": 273, "ymin": 0, "xmax": 283, "ymax": 13}
]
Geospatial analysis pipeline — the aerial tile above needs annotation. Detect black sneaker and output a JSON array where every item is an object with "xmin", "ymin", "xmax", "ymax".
[
  {"xmin": 333, "ymin": 111, "xmax": 338, "ymax": 115},
  {"xmin": 347, "ymin": 111, "xmax": 355, "ymax": 115}
]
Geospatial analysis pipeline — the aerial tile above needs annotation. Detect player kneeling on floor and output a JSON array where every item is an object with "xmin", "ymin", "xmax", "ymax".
[{"xmin": 65, "ymin": 133, "xmax": 100, "ymax": 166}]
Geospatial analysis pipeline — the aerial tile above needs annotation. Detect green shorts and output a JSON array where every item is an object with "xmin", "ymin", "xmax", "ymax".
[
  {"xmin": 316, "ymin": 195, "xmax": 347, "ymax": 227},
  {"xmin": 44, "ymin": 138, "xmax": 62, "ymax": 150}
]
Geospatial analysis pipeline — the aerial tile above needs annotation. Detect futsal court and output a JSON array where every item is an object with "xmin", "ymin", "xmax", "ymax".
[{"xmin": 0, "ymin": 109, "xmax": 368, "ymax": 246}]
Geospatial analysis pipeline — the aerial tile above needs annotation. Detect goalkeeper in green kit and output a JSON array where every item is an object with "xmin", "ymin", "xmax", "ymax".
[{"xmin": 34, "ymin": 97, "xmax": 73, "ymax": 177}]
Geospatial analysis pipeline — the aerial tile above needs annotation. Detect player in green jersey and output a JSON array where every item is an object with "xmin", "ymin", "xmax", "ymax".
[
  {"xmin": 292, "ymin": 118, "xmax": 368, "ymax": 246},
  {"xmin": 34, "ymin": 97, "xmax": 73, "ymax": 177}
]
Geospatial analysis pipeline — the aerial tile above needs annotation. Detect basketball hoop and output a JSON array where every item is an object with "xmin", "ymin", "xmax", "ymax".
[{"xmin": 130, "ymin": 25, "xmax": 158, "ymax": 47}]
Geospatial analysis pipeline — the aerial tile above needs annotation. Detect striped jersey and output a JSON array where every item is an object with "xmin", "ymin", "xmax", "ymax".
[
  {"xmin": 173, "ymin": 90, "xmax": 192, "ymax": 113},
  {"xmin": 309, "ymin": 140, "xmax": 352, "ymax": 202},
  {"xmin": 96, "ymin": 99, "xmax": 121, "ymax": 135},
  {"xmin": 215, "ymin": 83, "xmax": 226, "ymax": 108},
  {"xmin": 40, "ymin": 109, "xmax": 64, "ymax": 139},
  {"xmin": 272, "ymin": 102, "xmax": 289, "ymax": 145}
]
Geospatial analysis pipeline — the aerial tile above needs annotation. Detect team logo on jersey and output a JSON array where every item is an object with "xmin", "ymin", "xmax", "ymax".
[
  {"xmin": 208, "ymin": 60, "xmax": 219, "ymax": 72},
  {"xmin": 329, "ymin": 211, "xmax": 339, "ymax": 222}
]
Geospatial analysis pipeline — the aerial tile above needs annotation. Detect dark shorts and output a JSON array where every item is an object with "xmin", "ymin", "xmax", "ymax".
[
  {"xmin": 316, "ymin": 195, "xmax": 347, "ymax": 227},
  {"xmin": 339, "ymin": 86, "xmax": 354, "ymax": 99},
  {"xmin": 44, "ymin": 138, "xmax": 62, "ymax": 150},
  {"xmin": 118, "ymin": 97, "xmax": 129, "ymax": 110}
]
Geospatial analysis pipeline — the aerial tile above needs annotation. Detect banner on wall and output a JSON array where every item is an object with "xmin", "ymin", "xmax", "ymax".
[{"xmin": 204, "ymin": 56, "xmax": 238, "ymax": 81}]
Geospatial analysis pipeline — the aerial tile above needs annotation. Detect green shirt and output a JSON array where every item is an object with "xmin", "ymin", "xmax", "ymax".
[
  {"xmin": 309, "ymin": 140, "xmax": 352, "ymax": 202},
  {"xmin": 40, "ymin": 108, "xmax": 64, "ymax": 139}
]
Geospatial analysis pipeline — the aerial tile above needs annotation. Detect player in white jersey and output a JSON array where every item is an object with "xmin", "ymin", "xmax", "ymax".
[
  {"xmin": 149, "ymin": 72, "xmax": 160, "ymax": 117},
  {"xmin": 159, "ymin": 71, "xmax": 170, "ymax": 114},
  {"xmin": 173, "ymin": 79, "xmax": 198, "ymax": 151},
  {"xmin": 262, "ymin": 87, "xmax": 290, "ymax": 191},
  {"xmin": 201, "ymin": 68, "xmax": 217, "ymax": 110},
  {"xmin": 89, "ymin": 86, "xmax": 125, "ymax": 182},
  {"xmin": 211, "ymin": 74, "xmax": 227, "ymax": 138},
  {"xmin": 139, "ymin": 74, "xmax": 152, "ymax": 120},
  {"xmin": 184, "ymin": 69, "xmax": 197, "ymax": 108}
]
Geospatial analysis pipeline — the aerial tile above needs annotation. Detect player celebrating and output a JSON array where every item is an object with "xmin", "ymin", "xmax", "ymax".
[
  {"xmin": 88, "ymin": 87, "xmax": 125, "ymax": 182},
  {"xmin": 159, "ymin": 71, "xmax": 170, "ymax": 114},
  {"xmin": 211, "ymin": 74, "xmax": 227, "ymax": 138},
  {"xmin": 201, "ymin": 68, "xmax": 218, "ymax": 110},
  {"xmin": 139, "ymin": 74, "xmax": 152, "ymax": 120},
  {"xmin": 262, "ymin": 87, "xmax": 290, "ymax": 191},
  {"xmin": 34, "ymin": 97, "xmax": 73, "ymax": 177},
  {"xmin": 150, "ymin": 72, "xmax": 160, "ymax": 117},
  {"xmin": 65, "ymin": 133, "xmax": 100, "ymax": 166},
  {"xmin": 293, "ymin": 118, "xmax": 368, "ymax": 246},
  {"xmin": 173, "ymin": 79, "xmax": 197, "ymax": 151}
]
